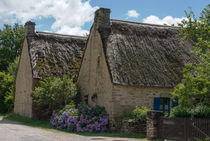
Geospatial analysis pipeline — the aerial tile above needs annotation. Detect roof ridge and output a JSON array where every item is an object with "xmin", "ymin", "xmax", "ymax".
[
  {"xmin": 36, "ymin": 31, "xmax": 88, "ymax": 39},
  {"xmin": 110, "ymin": 19, "xmax": 180, "ymax": 28}
]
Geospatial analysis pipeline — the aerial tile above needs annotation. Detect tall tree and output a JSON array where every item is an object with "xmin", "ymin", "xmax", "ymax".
[
  {"xmin": 0, "ymin": 23, "xmax": 24, "ymax": 72},
  {"xmin": 172, "ymin": 5, "xmax": 210, "ymax": 108}
]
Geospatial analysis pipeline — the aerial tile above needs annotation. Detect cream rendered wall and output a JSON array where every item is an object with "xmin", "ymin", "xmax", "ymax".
[
  {"xmin": 77, "ymin": 26, "xmax": 114, "ymax": 120},
  {"xmin": 14, "ymin": 38, "xmax": 33, "ymax": 118},
  {"xmin": 112, "ymin": 85, "xmax": 173, "ymax": 118}
]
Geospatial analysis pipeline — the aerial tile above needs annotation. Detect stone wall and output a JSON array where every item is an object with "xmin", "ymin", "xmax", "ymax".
[
  {"xmin": 112, "ymin": 85, "xmax": 173, "ymax": 118},
  {"xmin": 14, "ymin": 38, "xmax": 33, "ymax": 118},
  {"xmin": 120, "ymin": 120, "xmax": 146, "ymax": 134}
]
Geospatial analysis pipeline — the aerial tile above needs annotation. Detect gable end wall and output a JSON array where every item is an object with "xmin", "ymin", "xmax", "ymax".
[
  {"xmin": 77, "ymin": 26, "xmax": 114, "ymax": 120},
  {"xmin": 14, "ymin": 38, "xmax": 33, "ymax": 118}
]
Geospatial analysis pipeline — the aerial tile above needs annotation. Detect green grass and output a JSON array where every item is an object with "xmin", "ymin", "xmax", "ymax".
[
  {"xmin": 77, "ymin": 132, "xmax": 146, "ymax": 139},
  {"xmin": 0, "ymin": 113, "xmax": 5, "ymax": 117},
  {"xmin": 0, "ymin": 113, "xmax": 52, "ymax": 129},
  {"xmin": 0, "ymin": 113, "xmax": 153, "ymax": 140}
]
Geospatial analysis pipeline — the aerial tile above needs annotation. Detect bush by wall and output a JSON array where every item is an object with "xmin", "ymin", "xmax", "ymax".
[
  {"xmin": 31, "ymin": 75, "xmax": 80, "ymax": 118},
  {"xmin": 50, "ymin": 104, "xmax": 109, "ymax": 132},
  {"xmin": 123, "ymin": 106, "xmax": 149, "ymax": 123}
]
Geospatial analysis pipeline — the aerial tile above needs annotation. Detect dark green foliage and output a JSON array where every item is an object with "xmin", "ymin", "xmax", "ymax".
[
  {"xmin": 123, "ymin": 106, "xmax": 149, "ymax": 122},
  {"xmin": 191, "ymin": 105, "xmax": 210, "ymax": 119},
  {"xmin": 0, "ymin": 72, "xmax": 14, "ymax": 113},
  {"xmin": 170, "ymin": 106, "xmax": 191, "ymax": 118},
  {"xmin": 7, "ymin": 56, "xmax": 20, "ymax": 76},
  {"xmin": 193, "ymin": 137, "xmax": 210, "ymax": 141},
  {"xmin": 170, "ymin": 105, "xmax": 210, "ymax": 119},
  {"xmin": 31, "ymin": 75, "xmax": 80, "ymax": 118},
  {"xmin": 0, "ymin": 23, "xmax": 24, "ymax": 72},
  {"xmin": 78, "ymin": 104, "xmax": 106, "ymax": 119}
]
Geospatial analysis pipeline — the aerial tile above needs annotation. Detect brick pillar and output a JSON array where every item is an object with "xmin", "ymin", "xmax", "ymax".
[{"xmin": 147, "ymin": 110, "xmax": 163, "ymax": 140}]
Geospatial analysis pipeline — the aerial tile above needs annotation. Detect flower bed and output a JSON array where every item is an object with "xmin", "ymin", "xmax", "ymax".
[{"xmin": 50, "ymin": 104, "xmax": 109, "ymax": 132}]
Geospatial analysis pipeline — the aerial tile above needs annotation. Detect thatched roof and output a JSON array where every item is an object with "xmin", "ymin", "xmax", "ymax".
[
  {"xmin": 98, "ymin": 19, "xmax": 199, "ymax": 87},
  {"xmin": 27, "ymin": 31, "xmax": 87, "ymax": 79}
]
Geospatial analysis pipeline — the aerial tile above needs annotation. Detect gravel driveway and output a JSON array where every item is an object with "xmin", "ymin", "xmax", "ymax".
[{"xmin": 0, "ymin": 117, "xmax": 144, "ymax": 141}]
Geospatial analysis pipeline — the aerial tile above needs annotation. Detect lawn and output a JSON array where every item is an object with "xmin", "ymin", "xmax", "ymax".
[
  {"xmin": 0, "ymin": 113, "xmax": 149, "ymax": 140},
  {"xmin": 0, "ymin": 113, "xmax": 52, "ymax": 129}
]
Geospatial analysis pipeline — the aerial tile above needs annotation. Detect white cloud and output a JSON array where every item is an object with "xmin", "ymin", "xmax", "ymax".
[
  {"xmin": 0, "ymin": 0, "xmax": 98, "ymax": 35},
  {"xmin": 142, "ymin": 15, "xmax": 186, "ymax": 26},
  {"xmin": 56, "ymin": 25, "xmax": 89, "ymax": 36},
  {"xmin": 127, "ymin": 10, "xmax": 139, "ymax": 18}
]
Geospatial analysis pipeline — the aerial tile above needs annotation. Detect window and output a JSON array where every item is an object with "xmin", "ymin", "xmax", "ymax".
[{"xmin": 154, "ymin": 97, "xmax": 170, "ymax": 116}]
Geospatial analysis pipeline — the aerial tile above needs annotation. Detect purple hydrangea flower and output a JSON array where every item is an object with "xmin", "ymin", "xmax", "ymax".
[{"xmin": 50, "ymin": 104, "xmax": 109, "ymax": 132}]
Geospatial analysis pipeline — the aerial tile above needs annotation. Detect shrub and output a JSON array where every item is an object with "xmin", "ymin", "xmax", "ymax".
[
  {"xmin": 170, "ymin": 106, "xmax": 191, "ymax": 118},
  {"xmin": 170, "ymin": 105, "xmax": 210, "ymax": 119},
  {"xmin": 0, "ymin": 72, "xmax": 14, "ymax": 113},
  {"xmin": 191, "ymin": 105, "xmax": 210, "ymax": 119},
  {"xmin": 50, "ymin": 104, "xmax": 109, "ymax": 132},
  {"xmin": 123, "ymin": 106, "xmax": 149, "ymax": 122},
  {"xmin": 31, "ymin": 75, "xmax": 80, "ymax": 118}
]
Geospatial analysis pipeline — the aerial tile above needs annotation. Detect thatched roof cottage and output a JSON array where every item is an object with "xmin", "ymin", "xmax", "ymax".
[
  {"xmin": 14, "ymin": 22, "xmax": 87, "ymax": 117},
  {"xmin": 77, "ymin": 8, "xmax": 198, "ymax": 122}
]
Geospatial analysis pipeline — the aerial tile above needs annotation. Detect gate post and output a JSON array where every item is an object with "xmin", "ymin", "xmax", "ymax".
[{"xmin": 147, "ymin": 110, "xmax": 163, "ymax": 140}]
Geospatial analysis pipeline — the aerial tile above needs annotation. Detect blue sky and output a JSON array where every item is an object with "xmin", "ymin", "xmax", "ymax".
[{"xmin": 0, "ymin": 0, "xmax": 209, "ymax": 35}]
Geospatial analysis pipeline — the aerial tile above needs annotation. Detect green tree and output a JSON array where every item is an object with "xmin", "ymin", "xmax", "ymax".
[
  {"xmin": 0, "ymin": 56, "xmax": 21, "ymax": 113},
  {"xmin": 172, "ymin": 5, "xmax": 210, "ymax": 108},
  {"xmin": 0, "ymin": 23, "xmax": 24, "ymax": 72},
  {"xmin": 0, "ymin": 72, "xmax": 14, "ymax": 113},
  {"xmin": 7, "ymin": 56, "xmax": 20, "ymax": 76}
]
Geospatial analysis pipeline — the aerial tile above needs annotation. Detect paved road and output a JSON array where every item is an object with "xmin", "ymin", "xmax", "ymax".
[{"xmin": 0, "ymin": 117, "xmax": 144, "ymax": 141}]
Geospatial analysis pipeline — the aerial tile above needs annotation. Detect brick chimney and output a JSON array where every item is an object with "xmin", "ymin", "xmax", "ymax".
[
  {"xmin": 94, "ymin": 8, "xmax": 111, "ymax": 29},
  {"xmin": 25, "ymin": 21, "xmax": 35, "ymax": 36}
]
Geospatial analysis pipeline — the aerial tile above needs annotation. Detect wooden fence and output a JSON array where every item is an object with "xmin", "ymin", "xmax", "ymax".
[{"xmin": 158, "ymin": 117, "xmax": 210, "ymax": 141}]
